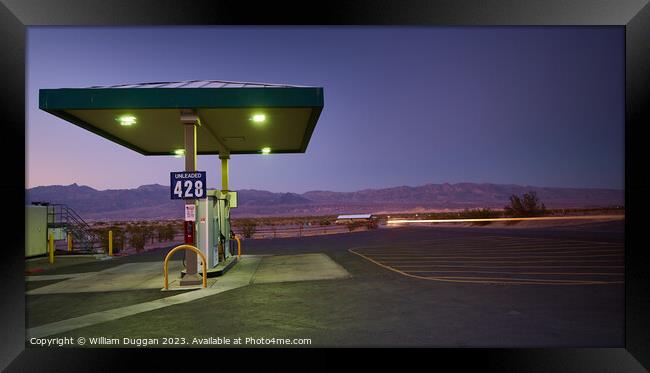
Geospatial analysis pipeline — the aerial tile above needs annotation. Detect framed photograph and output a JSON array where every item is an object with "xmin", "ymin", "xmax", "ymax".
[{"xmin": 2, "ymin": 0, "xmax": 649, "ymax": 371}]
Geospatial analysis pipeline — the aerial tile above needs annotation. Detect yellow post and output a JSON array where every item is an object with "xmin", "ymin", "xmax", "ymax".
[
  {"xmin": 67, "ymin": 232, "xmax": 72, "ymax": 252},
  {"xmin": 108, "ymin": 230, "xmax": 113, "ymax": 256},
  {"xmin": 163, "ymin": 244, "xmax": 207, "ymax": 290},
  {"xmin": 48, "ymin": 233, "xmax": 54, "ymax": 264},
  {"xmin": 235, "ymin": 236, "xmax": 241, "ymax": 259},
  {"xmin": 220, "ymin": 156, "xmax": 229, "ymax": 191}
]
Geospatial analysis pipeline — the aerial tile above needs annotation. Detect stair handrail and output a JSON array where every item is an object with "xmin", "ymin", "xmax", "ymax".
[
  {"xmin": 39, "ymin": 202, "xmax": 106, "ymax": 252},
  {"xmin": 64, "ymin": 205, "xmax": 94, "ymax": 231},
  {"xmin": 58, "ymin": 204, "xmax": 102, "ymax": 251}
]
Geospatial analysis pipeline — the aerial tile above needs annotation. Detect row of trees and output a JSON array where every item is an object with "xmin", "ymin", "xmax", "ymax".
[
  {"xmin": 233, "ymin": 217, "xmax": 380, "ymax": 238},
  {"xmin": 92, "ymin": 223, "xmax": 179, "ymax": 254},
  {"xmin": 90, "ymin": 192, "xmax": 545, "ymax": 248}
]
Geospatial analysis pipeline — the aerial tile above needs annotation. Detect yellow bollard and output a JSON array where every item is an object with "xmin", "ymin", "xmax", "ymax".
[
  {"xmin": 235, "ymin": 236, "xmax": 241, "ymax": 259},
  {"xmin": 163, "ymin": 245, "xmax": 207, "ymax": 290},
  {"xmin": 48, "ymin": 233, "xmax": 54, "ymax": 264},
  {"xmin": 67, "ymin": 232, "xmax": 72, "ymax": 252},
  {"xmin": 108, "ymin": 230, "xmax": 113, "ymax": 256}
]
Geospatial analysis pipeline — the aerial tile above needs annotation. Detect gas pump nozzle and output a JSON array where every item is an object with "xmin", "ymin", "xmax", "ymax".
[{"xmin": 217, "ymin": 233, "xmax": 226, "ymax": 262}]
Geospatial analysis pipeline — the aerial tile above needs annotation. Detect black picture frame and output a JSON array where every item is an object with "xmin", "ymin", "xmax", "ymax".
[{"xmin": 1, "ymin": 1, "xmax": 648, "ymax": 371}]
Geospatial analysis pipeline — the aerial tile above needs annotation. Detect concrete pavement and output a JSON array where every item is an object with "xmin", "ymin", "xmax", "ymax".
[{"xmin": 25, "ymin": 221, "xmax": 624, "ymax": 347}]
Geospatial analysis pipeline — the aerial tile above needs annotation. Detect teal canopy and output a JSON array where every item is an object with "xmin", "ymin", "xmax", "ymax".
[{"xmin": 39, "ymin": 80, "xmax": 324, "ymax": 156}]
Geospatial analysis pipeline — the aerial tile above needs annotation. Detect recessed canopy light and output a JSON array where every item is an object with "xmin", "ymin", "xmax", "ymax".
[
  {"xmin": 261, "ymin": 147, "xmax": 271, "ymax": 154},
  {"xmin": 251, "ymin": 114, "xmax": 266, "ymax": 123},
  {"xmin": 117, "ymin": 115, "xmax": 136, "ymax": 126},
  {"xmin": 174, "ymin": 149, "xmax": 185, "ymax": 158}
]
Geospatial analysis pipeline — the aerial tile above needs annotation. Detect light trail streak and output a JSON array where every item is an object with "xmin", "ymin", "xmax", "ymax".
[{"xmin": 386, "ymin": 214, "xmax": 624, "ymax": 224}]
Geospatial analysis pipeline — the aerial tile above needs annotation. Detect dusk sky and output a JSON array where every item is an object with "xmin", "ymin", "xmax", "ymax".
[{"xmin": 26, "ymin": 27, "xmax": 624, "ymax": 193}]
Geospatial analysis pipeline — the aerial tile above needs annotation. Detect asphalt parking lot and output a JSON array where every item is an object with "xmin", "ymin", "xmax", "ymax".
[
  {"xmin": 349, "ymin": 235, "xmax": 623, "ymax": 285},
  {"xmin": 25, "ymin": 220, "xmax": 624, "ymax": 347}
]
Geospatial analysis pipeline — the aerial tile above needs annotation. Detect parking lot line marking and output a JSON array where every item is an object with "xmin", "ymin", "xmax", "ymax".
[
  {"xmin": 496, "ymin": 238, "xmax": 624, "ymax": 246},
  {"xmin": 377, "ymin": 260, "xmax": 623, "ymax": 265},
  {"xmin": 364, "ymin": 251, "xmax": 624, "ymax": 260},
  {"xmin": 364, "ymin": 249, "xmax": 623, "ymax": 254},
  {"xmin": 24, "ymin": 273, "xmax": 97, "ymax": 282},
  {"xmin": 402, "ymin": 240, "xmax": 620, "ymax": 245},
  {"xmin": 378, "ymin": 260, "xmax": 623, "ymax": 265},
  {"xmin": 353, "ymin": 250, "xmax": 621, "ymax": 257},
  {"xmin": 350, "ymin": 232, "xmax": 624, "ymax": 286},
  {"xmin": 402, "ymin": 270, "xmax": 622, "ymax": 275},
  {"xmin": 426, "ymin": 235, "xmax": 620, "ymax": 244},
  {"xmin": 379, "ymin": 254, "xmax": 623, "ymax": 260},
  {"xmin": 356, "ymin": 245, "xmax": 621, "ymax": 252},
  {"xmin": 381, "ymin": 252, "xmax": 623, "ymax": 257},
  {"xmin": 432, "ymin": 241, "xmax": 619, "ymax": 246},
  {"xmin": 408, "ymin": 275, "xmax": 620, "ymax": 283},
  {"xmin": 348, "ymin": 248, "xmax": 623, "ymax": 285},
  {"xmin": 394, "ymin": 257, "xmax": 618, "ymax": 262},
  {"xmin": 361, "ymin": 243, "xmax": 621, "ymax": 248},
  {"xmin": 362, "ymin": 253, "xmax": 622, "ymax": 259},
  {"xmin": 367, "ymin": 254, "xmax": 622, "ymax": 260},
  {"xmin": 391, "ymin": 250, "xmax": 621, "ymax": 255},
  {"xmin": 390, "ymin": 264, "xmax": 624, "ymax": 269},
  {"xmin": 416, "ymin": 241, "xmax": 619, "ymax": 248}
]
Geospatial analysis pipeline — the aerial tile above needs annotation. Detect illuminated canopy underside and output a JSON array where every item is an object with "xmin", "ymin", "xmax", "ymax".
[{"xmin": 39, "ymin": 80, "xmax": 324, "ymax": 155}]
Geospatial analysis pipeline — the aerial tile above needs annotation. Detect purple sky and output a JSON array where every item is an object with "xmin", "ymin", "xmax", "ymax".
[{"xmin": 26, "ymin": 27, "xmax": 624, "ymax": 193}]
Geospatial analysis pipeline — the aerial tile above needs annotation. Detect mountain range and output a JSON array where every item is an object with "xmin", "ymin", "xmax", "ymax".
[{"xmin": 25, "ymin": 182, "xmax": 624, "ymax": 221}]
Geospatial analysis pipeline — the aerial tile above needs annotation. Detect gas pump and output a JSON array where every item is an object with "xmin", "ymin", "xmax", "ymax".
[
  {"xmin": 184, "ymin": 221, "xmax": 195, "ymax": 244},
  {"xmin": 195, "ymin": 189, "xmax": 237, "ymax": 273}
]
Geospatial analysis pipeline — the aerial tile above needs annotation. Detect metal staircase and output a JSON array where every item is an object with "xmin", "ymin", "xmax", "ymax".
[{"xmin": 33, "ymin": 202, "xmax": 104, "ymax": 253}]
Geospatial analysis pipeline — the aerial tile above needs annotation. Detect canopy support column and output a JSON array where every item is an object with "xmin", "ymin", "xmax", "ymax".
[
  {"xmin": 220, "ymin": 155, "xmax": 229, "ymax": 191},
  {"xmin": 179, "ymin": 110, "xmax": 202, "ymax": 286}
]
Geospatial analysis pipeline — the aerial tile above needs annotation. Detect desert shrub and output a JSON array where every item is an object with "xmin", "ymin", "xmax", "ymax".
[
  {"xmin": 268, "ymin": 223, "xmax": 277, "ymax": 238},
  {"xmin": 459, "ymin": 208, "xmax": 499, "ymax": 226},
  {"xmin": 504, "ymin": 191, "xmax": 546, "ymax": 217},
  {"xmin": 319, "ymin": 219, "xmax": 332, "ymax": 233},
  {"xmin": 112, "ymin": 227, "xmax": 125, "ymax": 252},
  {"xmin": 155, "ymin": 224, "xmax": 175, "ymax": 242},
  {"xmin": 240, "ymin": 219, "xmax": 257, "ymax": 238},
  {"xmin": 346, "ymin": 221, "xmax": 365, "ymax": 232},
  {"xmin": 163, "ymin": 224, "xmax": 176, "ymax": 241},
  {"xmin": 129, "ymin": 229, "xmax": 146, "ymax": 253},
  {"xmin": 91, "ymin": 228, "xmax": 109, "ymax": 253},
  {"xmin": 90, "ymin": 226, "xmax": 123, "ymax": 254},
  {"xmin": 367, "ymin": 219, "xmax": 379, "ymax": 230},
  {"xmin": 145, "ymin": 225, "xmax": 155, "ymax": 244},
  {"xmin": 156, "ymin": 225, "xmax": 165, "ymax": 242},
  {"xmin": 126, "ymin": 226, "xmax": 146, "ymax": 253}
]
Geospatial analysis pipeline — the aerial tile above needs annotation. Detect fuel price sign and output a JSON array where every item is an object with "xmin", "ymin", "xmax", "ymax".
[{"xmin": 170, "ymin": 171, "xmax": 207, "ymax": 199}]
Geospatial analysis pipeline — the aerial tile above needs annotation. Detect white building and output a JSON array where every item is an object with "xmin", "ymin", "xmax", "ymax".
[{"xmin": 335, "ymin": 214, "xmax": 376, "ymax": 224}]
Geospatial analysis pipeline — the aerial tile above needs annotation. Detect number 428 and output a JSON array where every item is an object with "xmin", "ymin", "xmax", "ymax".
[{"xmin": 173, "ymin": 180, "xmax": 203, "ymax": 198}]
